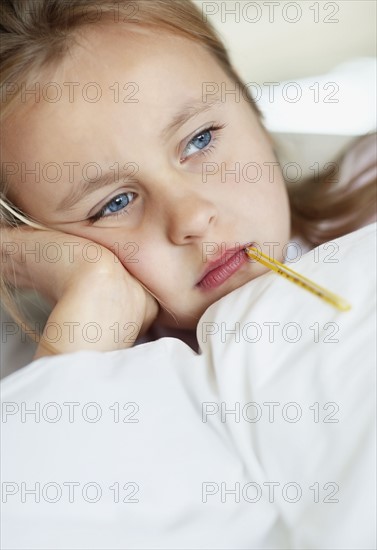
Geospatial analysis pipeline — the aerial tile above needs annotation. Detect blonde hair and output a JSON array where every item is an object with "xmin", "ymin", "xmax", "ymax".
[{"xmin": 1, "ymin": 0, "xmax": 376, "ymax": 351}]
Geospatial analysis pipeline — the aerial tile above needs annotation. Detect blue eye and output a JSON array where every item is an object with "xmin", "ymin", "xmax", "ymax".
[
  {"xmin": 181, "ymin": 124, "xmax": 226, "ymax": 162},
  {"xmin": 89, "ymin": 192, "xmax": 134, "ymax": 224},
  {"xmin": 192, "ymin": 130, "xmax": 212, "ymax": 149},
  {"xmin": 182, "ymin": 129, "xmax": 212, "ymax": 159},
  {"xmin": 106, "ymin": 194, "xmax": 130, "ymax": 213}
]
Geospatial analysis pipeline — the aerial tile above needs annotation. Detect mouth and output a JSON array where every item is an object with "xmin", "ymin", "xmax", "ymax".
[{"xmin": 196, "ymin": 242, "xmax": 254, "ymax": 291}]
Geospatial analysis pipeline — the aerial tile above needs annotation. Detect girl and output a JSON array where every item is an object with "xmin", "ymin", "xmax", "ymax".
[{"xmin": 1, "ymin": 0, "xmax": 375, "ymax": 359}]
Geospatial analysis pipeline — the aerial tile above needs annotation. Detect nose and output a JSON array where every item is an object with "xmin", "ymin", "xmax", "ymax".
[{"xmin": 163, "ymin": 188, "xmax": 218, "ymax": 245}]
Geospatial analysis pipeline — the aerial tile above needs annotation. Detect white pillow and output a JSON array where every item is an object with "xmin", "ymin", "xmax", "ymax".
[
  {"xmin": 1, "ymin": 223, "xmax": 375, "ymax": 549},
  {"xmin": 265, "ymin": 58, "xmax": 377, "ymax": 179}
]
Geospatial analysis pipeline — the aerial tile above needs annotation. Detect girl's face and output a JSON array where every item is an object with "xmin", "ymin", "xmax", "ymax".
[{"xmin": 3, "ymin": 25, "xmax": 291, "ymax": 329}]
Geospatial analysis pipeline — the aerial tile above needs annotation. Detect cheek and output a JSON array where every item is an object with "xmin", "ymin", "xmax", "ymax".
[
  {"xmin": 219, "ymin": 122, "xmax": 274, "ymax": 188},
  {"xmin": 116, "ymin": 242, "xmax": 170, "ymax": 295},
  {"xmin": 61, "ymin": 228, "xmax": 149, "ymax": 281},
  {"xmin": 234, "ymin": 126, "xmax": 288, "ymax": 210},
  {"xmin": 114, "ymin": 241, "xmax": 141, "ymax": 268}
]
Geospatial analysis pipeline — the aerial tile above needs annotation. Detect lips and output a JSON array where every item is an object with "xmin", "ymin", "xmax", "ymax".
[{"xmin": 196, "ymin": 242, "xmax": 253, "ymax": 290}]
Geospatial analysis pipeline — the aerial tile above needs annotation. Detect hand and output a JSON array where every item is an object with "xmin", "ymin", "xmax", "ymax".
[{"xmin": 1, "ymin": 225, "xmax": 160, "ymax": 356}]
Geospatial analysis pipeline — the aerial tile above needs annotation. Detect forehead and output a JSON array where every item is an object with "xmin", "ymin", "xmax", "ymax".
[
  {"xmin": 65, "ymin": 24, "xmax": 227, "ymax": 110},
  {"xmin": 3, "ymin": 24, "xmax": 228, "ymax": 162},
  {"xmin": 72, "ymin": 23, "xmax": 220, "ymax": 79}
]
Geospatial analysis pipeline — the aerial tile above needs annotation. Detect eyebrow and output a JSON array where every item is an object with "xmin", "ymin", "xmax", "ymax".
[
  {"xmin": 56, "ymin": 170, "xmax": 132, "ymax": 212},
  {"xmin": 57, "ymin": 96, "xmax": 222, "ymax": 212},
  {"xmin": 161, "ymin": 95, "xmax": 222, "ymax": 139}
]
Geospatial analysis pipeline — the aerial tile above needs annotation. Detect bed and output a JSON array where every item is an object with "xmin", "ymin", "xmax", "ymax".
[{"xmin": 1, "ymin": 222, "xmax": 376, "ymax": 549}]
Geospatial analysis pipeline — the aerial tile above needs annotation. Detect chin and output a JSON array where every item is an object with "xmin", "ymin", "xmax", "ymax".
[{"xmin": 155, "ymin": 268, "xmax": 262, "ymax": 330}]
